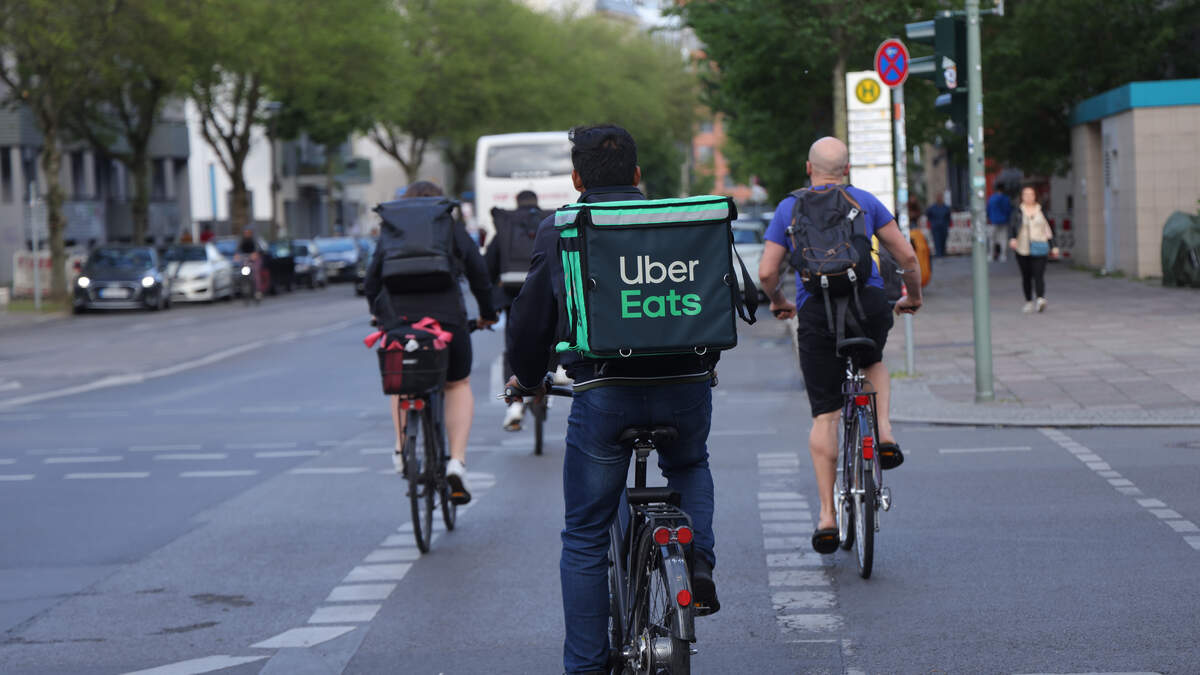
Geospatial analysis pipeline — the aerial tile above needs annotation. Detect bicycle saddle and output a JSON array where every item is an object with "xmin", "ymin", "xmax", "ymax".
[
  {"xmin": 618, "ymin": 425, "xmax": 678, "ymax": 446},
  {"xmin": 835, "ymin": 337, "xmax": 877, "ymax": 358}
]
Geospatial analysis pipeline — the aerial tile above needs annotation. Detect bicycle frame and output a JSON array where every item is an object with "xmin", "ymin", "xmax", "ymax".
[{"xmin": 840, "ymin": 355, "xmax": 882, "ymax": 511}]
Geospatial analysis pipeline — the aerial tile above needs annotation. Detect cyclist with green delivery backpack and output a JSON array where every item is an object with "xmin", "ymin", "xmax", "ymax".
[{"xmin": 504, "ymin": 124, "xmax": 757, "ymax": 674}]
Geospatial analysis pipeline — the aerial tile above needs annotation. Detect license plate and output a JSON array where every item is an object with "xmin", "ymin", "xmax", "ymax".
[{"xmin": 98, "ymin": 287, "xmax": 130, "ymax": 299}]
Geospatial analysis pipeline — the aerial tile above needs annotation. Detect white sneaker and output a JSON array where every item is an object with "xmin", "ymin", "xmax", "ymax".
[
  {"xmin": 1036, "ymin": 297, "xmax": 1047, "ymax": 313},
  {"xmin": 503, "ymin": 401, "xmax": 524, "ymax": 431},
  {"xmin": 445, "ymin": 458, "xmax": 471, "ymax": 504},
  {"xmin": 391, "ymin": 448, "xmax": 405, "ymax": 474},
  {"xmin": 1022, "ymin": 301, "xmax": 1035, "ymax": 314}
]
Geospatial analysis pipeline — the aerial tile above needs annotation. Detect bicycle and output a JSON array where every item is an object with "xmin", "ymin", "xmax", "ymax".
[
  {"xmin": 393, "ymin": 320, "xmax": 486, "ymax": 553},
  {"xmin": 833, "ymin": 336, "xmax": 893, "ymax": 579},
  {"xmin": 505, "ymin": 380, "xmax": 700, "ymax": 674}
]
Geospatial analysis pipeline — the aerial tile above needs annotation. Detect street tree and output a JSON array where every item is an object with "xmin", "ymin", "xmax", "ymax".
[
  {"xmin": 676, "ymin": 0, "xmax": 937, "ymax": 201},
  {"xmin": 67, "ymin": 0, "xmax": 199, "ymax": 245},
  {"xmin": 0, "ymin": 0, "xmax": 105, "ymax": 304},
  {"xmin": 983, "ymin": 0, "xmax": 1200, "ymax": 176}
]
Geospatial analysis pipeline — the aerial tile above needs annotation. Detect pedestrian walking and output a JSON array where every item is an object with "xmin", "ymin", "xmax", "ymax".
[
  {"xmin": 925, "ymin": 194, "xmax": 951, "ymax": 257},
  {"xmin": 1008, "ymin": 185, "xmax": 1058, "ymax": 313},
  {"xmin": 987, "ymin": 184, "xmax": 1012, "ymax": 262}
]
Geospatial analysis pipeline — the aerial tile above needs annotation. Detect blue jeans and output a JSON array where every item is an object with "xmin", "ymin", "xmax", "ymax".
[{"xmin": 560, "ymin": 381, "xmax": 715, "ymax": 673}]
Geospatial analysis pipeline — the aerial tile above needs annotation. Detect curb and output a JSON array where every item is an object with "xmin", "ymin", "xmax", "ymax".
[{"xmin": 890, "ymin": 413, "xmax": 1200, "ymax": 428}]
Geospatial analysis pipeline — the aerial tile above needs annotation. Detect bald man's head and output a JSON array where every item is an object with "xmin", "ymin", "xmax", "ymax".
[{"xmin": 807, "ymin": 137, "xmax": 849, "ymax": 181}]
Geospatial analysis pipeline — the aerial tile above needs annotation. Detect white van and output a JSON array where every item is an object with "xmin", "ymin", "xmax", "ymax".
[{"xmin": 473, "ymin": 132, "xmax": 577, "ymax": 244}]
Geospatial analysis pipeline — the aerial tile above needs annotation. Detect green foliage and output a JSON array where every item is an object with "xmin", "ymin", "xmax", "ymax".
[
  {"xmin": 677, "ymin": 0, "xmax": 937, "ymax": 203},
  {"xmin": 983, "ymin": 0, "xmax": 1200, "ymax": 176}
]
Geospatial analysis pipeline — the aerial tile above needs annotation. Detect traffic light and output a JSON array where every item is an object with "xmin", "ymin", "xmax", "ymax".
[
  {"xmin": 905, "ymin": 15, "xmax": 966, "ymax": 93},
  {"xmin": 936, "ymin": 91, "xmax": 969, "ymax": 132}
]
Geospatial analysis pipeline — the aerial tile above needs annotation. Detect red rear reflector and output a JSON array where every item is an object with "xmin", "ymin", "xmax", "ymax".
[
  {"xmin": 675, "ymin": 526, "xmax": 694, "ymax": 545},
  {"xmin": 863, "ymin": 436, "xmax": 874, "ymax": 459},
  {"xmin": 854, "ymin": 395, "xmax": 870, "ymax": 406},
  {"xmin": 653, "ymin": 527, "xmax": 672, "ymax": 546},
  {"xmin": 676, "ymin": 589, "xmax": 692, "ymax": 607},
  {"xmin": 412, "ymin": 399, "xmax": 425, "ymax": 411},
  {"xmin": 399, "ymin": 400, "xmax": 410, "ymax": 411}
]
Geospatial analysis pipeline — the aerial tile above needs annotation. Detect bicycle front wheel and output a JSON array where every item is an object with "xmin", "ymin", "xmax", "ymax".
[
  {"xmin": 406, "ymin": 410, "xmax": 433, "ymax": 553},
  {"xmin": 433, "ymin": 413, "xmax": 457, "ymax": 531},
  {"xmin": 533, "ymin": 400, "xmax": 545, "ymax": 456}
]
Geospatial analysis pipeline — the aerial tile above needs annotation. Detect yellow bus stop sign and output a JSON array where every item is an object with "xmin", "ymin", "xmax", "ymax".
[{"xmin": 855, "ymin": 78, "xmax": 881, "ymax": 104}]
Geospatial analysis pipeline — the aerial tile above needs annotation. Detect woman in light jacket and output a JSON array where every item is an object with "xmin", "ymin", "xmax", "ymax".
[{"xmin": 1008, "ymin": 185, "xmax": 1058, "ymax": 313}]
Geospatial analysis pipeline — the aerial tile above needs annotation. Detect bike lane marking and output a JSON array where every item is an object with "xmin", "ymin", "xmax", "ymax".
[{"xmin": 1040, "ymin": 428, "xmax": 1200, "ymax": 551}]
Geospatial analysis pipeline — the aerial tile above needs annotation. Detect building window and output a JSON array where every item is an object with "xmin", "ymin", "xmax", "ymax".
[
  {"xmin": 71, "ymin": 151, "xmax": 86, "ymax": 198},
  {"xmin": 695, "ymin": 145, "xmax": 714, "ymax": 164},
  {"xmin": 0, "ymin": 147, "xmax": 12, "ymax": 203},
  {"xmin": 152, "ymin": 158, "xmax": 167, "ymax": 200},
  {"xmin": 699, "ymin": 120, "xmax": 714, "ymax": 134}
]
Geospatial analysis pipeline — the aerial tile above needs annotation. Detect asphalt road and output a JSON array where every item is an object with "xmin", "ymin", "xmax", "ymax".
[{"xmin": 1, "ymin": 289, "xmax": 1198, "ymax": 674}]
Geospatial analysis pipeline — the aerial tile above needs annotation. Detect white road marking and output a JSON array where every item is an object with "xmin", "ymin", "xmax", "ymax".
[
  {"xmin": 363, "ymin": 548, "xmax": 421, "ymax": 563},
  {"xmin": 289, "ymin": 467, "xmax": 368, "ymax": 475},
  {"xmin": 379, "ymin": 534, "xmax": 412, "ymax": 547},
  {"xmin": 1086, "ymin": 461, "xmax": 1111, "ymax": 471},
  {"xmin": 153, "ymin": 408, "xmax": 220, "ymax": 416},
  {"xmin": 358, "ymin": 448, "xmax": 393, "ymax": 455},
  {"xmin": 1149, "ymin": 509, "xmax": 1183, "ymax": 520},
  {"xmin": 1108, "ymin": 478, "xmax": 1135, "ymax": 487},
  {"xmin": 768, "ymin": 570, "xmax": 829, "ymax": 587},
  {"xmin": 65, "ymin": 472, "xmax": 149, "ymax": 479},
  {"xmin": 1116, "ymin": 486, "xmax": 1144, "ymax": 496},
  {"xmin": 239, "ymin": 405, "xmax": 301, "ymax": 414},
  {"xmin": 225, "ymin": 441, "xmax": 298, "ymax": 450},
  {"xmin": 343, "ymin": 564, "xmax": 411, "ymax": 583},
  {"xmin": 27, "ymin": 447, "xmax": 99, "ymax": 455},
  {"xmin": 0, "ymin": 413, "xmax": 44, "ymax": 421},
  {"xmin": 763, "ymin": 536, "xmax": 808, "ymax": 550},
  {"xmin": 762, "ymin": 522, "xmax": 808, "ymax": 535},
  {"xmin": 154, "ymin": 453, "xmax": 228, "ymax": 461},
  {"xmin": 1138, "ymin": 498, "xmax": 1167, "ymax": 508},
  {"xmin": 0, "ymin": 474, "xmax": 35, "ymax": 481},
  {"xmin": 130, "ymin": 444, "xmax": 203, "ymax": 452},
  {"xmin": 180, "ymin": 470, "xmax": 259, "ymax": 478},
  {"xmin": 759, "ymin": 468, "xmax": 800, "ymax": 475},
  {"xmin": 765, "ymin": 552, "xmax": 823, "ymax": 567},
  {"xmin": 326, "ymin": 584, "xmax": 396, "ymax": 603},
  {"xmin": 120, "ymin": 654, "xmax": 269, "ymax": 675},
  {"xmin": 0, "ymin": 380, "xmax": 21, "ymax": 392},
  {"xmin": 1185, "ymin": 536, "xmax": 1200, "ymax": 551},
  {"xmin": 316, "ymin": 440, "xmax": 344, "ymax": 447},
  {"xmin": 712, "ymin": 428, "xmax": 777, "ymax": 436},
  {"xmin": 1076, "ymin": 453, "xmax": 1103, "ymax": 462},
  {"xmin": 772, "ymin": 590, "xmax": 836, "ymax": 610},
  {"xmin": 776, "ymin": 614, "xmax": 843, "ymax": 632},
  {"xmin": 760, "ymin": 510, "xmax": 812, "ymax": 521},
  {"xmin": 1097, "ymin": 470, "xmax": 1122, "ymax": 478},
  {"xmin": 308, "ymin": 604, "xmax": 381, "ymax": 624},
  {"xmin": 759, "ymin": 491, "xmax": 805, "ymax": 500},
  {"xmin": 0, "ymin": 458, "xmax": 14, "ymax": 465},
  {"xmin": 44, "ymin": 455, "xmax": 123, "ymax": 464},
  {"xmin": 255, "ymin": 450, "xmax": 321, "ymax": 459},
  {"xmin": 759, "ymin": 500, "xmax": 810, "ymax": 510},
  {"xmin": 69, "ymin": 410, "xmax": 131, "ymax": 418},
  {"xmin": 1165, "ymin": 520, "xmax": 1200, "ymax": 533},
  {"xmin": 938, "ymin": 446, "xmax": 1032, "ymax": 454},
  {"xmin": 250, "ymin": 625, "xmax": 357, "ymax": 649}
]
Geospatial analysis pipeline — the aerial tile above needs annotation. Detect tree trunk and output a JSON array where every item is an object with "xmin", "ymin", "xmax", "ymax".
[
  {"xmin": 832, "ymin": 48, "xmax": 847, "ymax": 142},
  {"xmin": 129, "ymin": 155, "xmax": 150, "ymax": 244},
  {"xmin": 324, "ymin": 148, "xmax": 337, "ymax": 235},
  {"xmin": 442, "ymin": 140, "xmax": 474, "ymax": 197},
  {"xmin": 229, "ymin": 176, "xmax": 250, "ymax": 232},
  {"xmin": 40, "ymin": 125, "xmax": 68, "ymax": 305}
]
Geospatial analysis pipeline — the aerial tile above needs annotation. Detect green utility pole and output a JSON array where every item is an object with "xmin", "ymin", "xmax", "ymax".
[{"xmin": 965, "ymin": 0, "xmax": 993, "ymax": 401}]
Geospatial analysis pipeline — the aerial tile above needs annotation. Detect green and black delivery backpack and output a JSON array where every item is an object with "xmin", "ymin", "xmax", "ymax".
[{"xmin": 553, "ymin": 194, "xmax": 758, "ymax": 358}]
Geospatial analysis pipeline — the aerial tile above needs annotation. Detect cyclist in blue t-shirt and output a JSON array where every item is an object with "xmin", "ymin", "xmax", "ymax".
[{"xmin": 758, "ymin": 136, "xmax": 922, "ymax": 555}]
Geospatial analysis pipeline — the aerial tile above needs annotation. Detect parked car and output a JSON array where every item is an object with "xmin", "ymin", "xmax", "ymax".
[
  {"xmin": 290, "ymin": 239, "xmax": 328, "ymax": 289},
  {"xmin": 165, "ymin": 243, "xmax": 234, "ymax": 303},
  {"xmin": 73, "ymin": 245, "xmax": 171, "ymax": 313},
  {"xmin": 732, "ymin": 221, "xmax": 766, "ymax": 299},
  {"xmin": 315, "ymin": 236, "xmax": 362, "ymax": 282},
  {"xmin": 354, "ymin": 237, "xmax": 376, "ymax": 296}
]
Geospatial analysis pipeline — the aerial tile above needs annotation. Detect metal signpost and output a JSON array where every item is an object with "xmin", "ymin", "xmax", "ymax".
[
  {"xmin": 965, "ymin": 0, "xmax": 994, "ymax": 401},
  {"xmin": 875, "ymin": 39, "xmax": 916, "ymax": 375}
]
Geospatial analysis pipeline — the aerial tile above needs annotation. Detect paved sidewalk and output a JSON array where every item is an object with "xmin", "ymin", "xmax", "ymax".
[{"xmin": 885, "ymin": 255, "xmax": 1200, "ymax": 426}]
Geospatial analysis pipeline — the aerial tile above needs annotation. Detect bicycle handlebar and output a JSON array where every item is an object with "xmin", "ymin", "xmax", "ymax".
[{"xmin": 501, "ymin": 373, "xmax": 574, "ymax": 402}]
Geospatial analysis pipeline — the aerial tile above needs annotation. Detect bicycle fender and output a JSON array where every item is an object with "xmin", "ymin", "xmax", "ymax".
[{"xmin": 661, "ymin": 545, "xmax": 695, "ymax": 642}]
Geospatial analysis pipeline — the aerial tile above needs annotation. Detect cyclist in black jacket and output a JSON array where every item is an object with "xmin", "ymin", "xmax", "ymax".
[
  {"xmin": 363, "ymin": 181, "xmax": 498, "ymax": 504},
  {"xmin": 505, "ymin": 125, "xmax": 719, "ymax": 675}
]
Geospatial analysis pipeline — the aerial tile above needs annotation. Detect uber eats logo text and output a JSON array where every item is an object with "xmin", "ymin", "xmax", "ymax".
[{"xmin": 618, "ymin": 255, "xmax": 702, "ymax": 319}]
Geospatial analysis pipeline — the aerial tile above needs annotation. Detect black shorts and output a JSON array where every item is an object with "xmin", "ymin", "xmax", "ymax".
[
  {"xmin": 795, "ymin": 287, "xmax": 894, "ymax": 417},
  {"xmin": 443, "ymin": 321, "xmax": 473, "ymax": 382}
]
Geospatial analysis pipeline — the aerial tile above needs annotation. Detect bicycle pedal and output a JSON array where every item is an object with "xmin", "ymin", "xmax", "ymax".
[
  {"xmin": 690, "ymin": 647, "xmax": 698, "ymax": 655},
  {"xmin": 879, "ymin": 487, "xmax": 892, "ymax": 512}
]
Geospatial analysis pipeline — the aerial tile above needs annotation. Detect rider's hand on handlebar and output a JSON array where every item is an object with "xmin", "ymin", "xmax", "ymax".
[
  {"xmin": 476, "ymin": 317, "xmax": 498, "ymax": 330},
  {"xmin": 770, "ymin": 299, "xmax": 796, "ymax": 320},
  {"xmin": 894, "ymin": 294, "xmax": 922, "ymax": 315},
  {"xmin": 503, "ymin": 375, "xmax": 545, "ymax": 404}
]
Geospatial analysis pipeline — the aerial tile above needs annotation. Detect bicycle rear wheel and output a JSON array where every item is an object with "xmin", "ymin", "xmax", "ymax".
[
  {"xmin": 432, "ymin": 411, "xmax": 457, "ymax": 531},
  {"xmin": 406, "ymin": 409, "xmax": 433, "ymax": 553},
  {"xmin": 629, "ymin": 548, "xmax": 691, "ymax": 674},
  {"xmin": 837, "ymin": 415, "xmax": 855, "ymax": 551},
  {"xmin": 853, "ymin": 442, "xmax": 875, "ymax": 579}
]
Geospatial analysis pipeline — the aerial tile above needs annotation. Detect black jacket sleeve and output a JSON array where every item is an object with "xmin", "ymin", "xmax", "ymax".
[
  {"xmin": 505, "ymin": 217, "xmax": 558, "ymax": 388},
  {"xmin": 454, "ymin": 221, "xmax": 497, "ymax": 321},
  {"xmin": 363, "ymin": 242, "xmax": 384, "ymax": 313},
  {"xmin": 484, "ymin": 234, "xmax": 500, "ymax": 287}
]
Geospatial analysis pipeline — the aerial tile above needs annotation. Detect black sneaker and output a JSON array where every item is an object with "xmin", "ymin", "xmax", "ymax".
[{"xmin": 691, "ymin": 555, "xmax": 720, "ymax": 616}]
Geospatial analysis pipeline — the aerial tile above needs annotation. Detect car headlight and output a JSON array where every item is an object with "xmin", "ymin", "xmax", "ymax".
[
  {"xmin": 141, "ymin": 276, "xmax": 156, "ymax": 288},
  {"xmin": 77, "ymin": 276, "xmax": 90, "ymax": 288},
  {"xmin": 241, "ymin": 265, "xmax": 252, "ymax": 275}
]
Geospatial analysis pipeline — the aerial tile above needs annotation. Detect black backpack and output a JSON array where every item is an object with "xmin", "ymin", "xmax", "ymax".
[
  {"xmin": 374, "ymin": 197, "xmax": 458, "ymax": 292},
  {"xmin": 786, "ymin": 186, "xmax": 873, "ymax": 300},
  {"xmin": 492, "ymin": 206, "xmax": 549, "ymax": 288}
]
